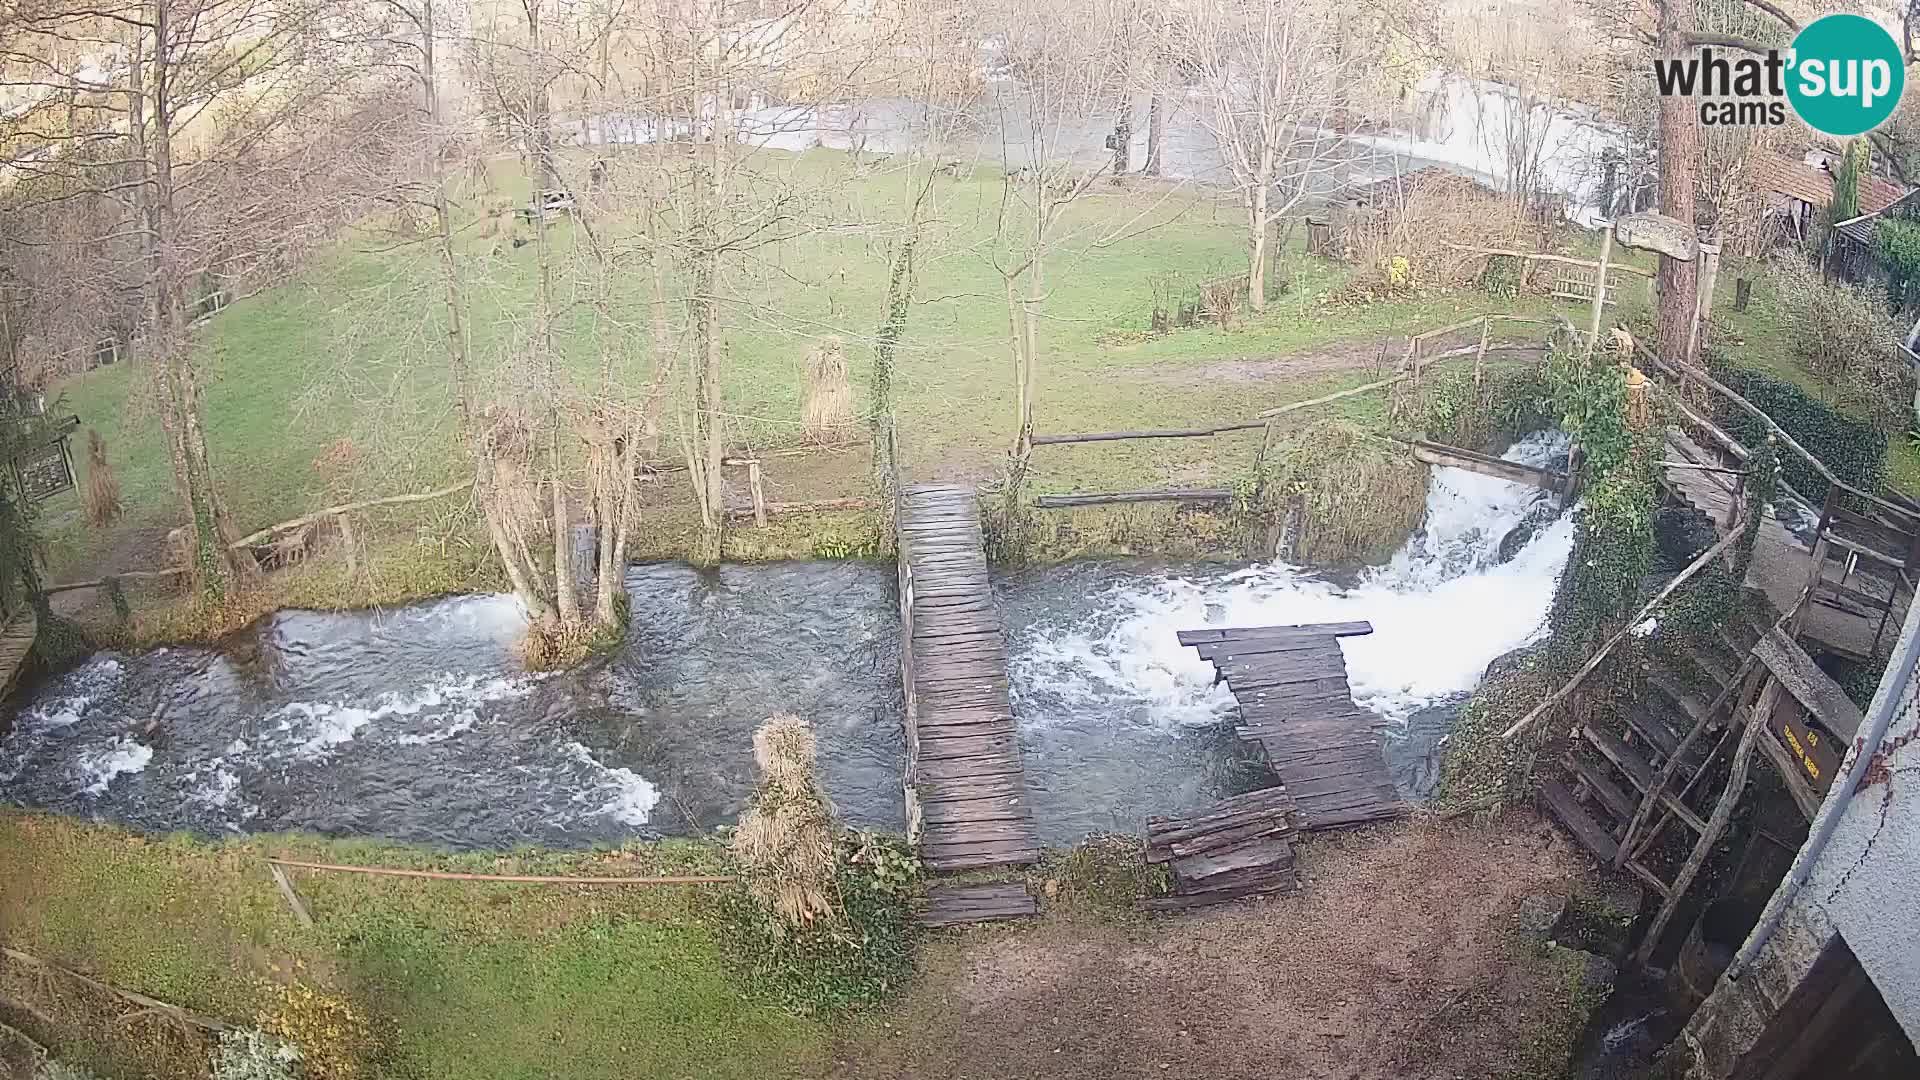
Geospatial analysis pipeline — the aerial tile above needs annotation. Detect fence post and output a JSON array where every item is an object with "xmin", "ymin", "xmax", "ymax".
[
  {"xmin": 1473, "ymin": 318, "xmax": 1491, "ymax": 388},
  {"xmin": 1583, "ymin": 225, "xmax": 1614, "ymax": 361},
  {"xmin": 747, "ymin": 460, "xmax": 768, "ymax": 527}
]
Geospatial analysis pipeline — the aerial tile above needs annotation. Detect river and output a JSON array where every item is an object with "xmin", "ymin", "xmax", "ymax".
[{"xmin": 0, "ymin": 434, "xmax": 1574, "ymax": 849}]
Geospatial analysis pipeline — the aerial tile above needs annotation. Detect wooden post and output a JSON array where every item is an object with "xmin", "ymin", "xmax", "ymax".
[
  {"xmin": 1584, "ymin": 225, "xmax": 1614, "ymax": 361},
  {"xmin": 269, "ymin": 862, "xmax": 315, "ymax": 927},
  {"xmin": 336, "ymin": 512, "xmax": 358, "ymax": 576},
  {"xmin": 1632, "ymin": 679, "xmax": 1779, "ymax": 969},
  {"xmin": 1688, "ymin": 239, "xmax": 1722, "ymax": 363},
  {"xmin": 746, "ymin": 459, "xmax": 768, "ymax": 527},
  {"xmin": 1473, "ymin": 317, "xmax": 1491, "ymax": 388}
]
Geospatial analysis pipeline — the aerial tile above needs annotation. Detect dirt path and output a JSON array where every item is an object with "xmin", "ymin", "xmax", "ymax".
[{"xmin": 834, "ymin": 812, "xmax": 1599, "ymax": 1080}]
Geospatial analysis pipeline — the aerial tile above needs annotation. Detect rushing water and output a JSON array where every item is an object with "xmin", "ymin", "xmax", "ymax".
[
  {"xmin": 0, "ymin": 563, "xmax": 905, "ymax": 847},
  {"xmin": 1000, "ymin": 430, "xmax": 1577, "ymax": 835},
  {"xmin": 1, "ymin": 435, "xmax": 1577, "ymax": 849}
]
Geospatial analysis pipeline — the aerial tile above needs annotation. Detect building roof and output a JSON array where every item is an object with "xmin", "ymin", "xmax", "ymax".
[
  {"xmin": 1752, "ymin": 150, "xmax": 1906, "ymax": 215},
  {"xmin": 1835, "ymin": 189, "xmax": 1920, "ymax": 247}
]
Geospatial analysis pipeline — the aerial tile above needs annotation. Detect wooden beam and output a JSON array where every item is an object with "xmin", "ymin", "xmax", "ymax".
[
  {"xmin": 1502, "ymin": 524, "xmax": 1746, "ymax": 740},
  {"xmin": 266, "ymin": 857, "xmax": 735, "ymax": 886},
  {"xmin": 1032, "ymin": 488, "xmax": 1233, "ymax": 508},
  {"xmin": 1441, "ymin": 242, "xmax": 1657, "ymax": 278},
  {"xmin": 1411, "ymin": 439, "xmax": 1568, "ymax": 492},
  {"xmin": 1257, "ymin": 339, "xmax": 1550, "ymax": 420},
  {"xmin": 1754, "ymin": 629, "xmax": 1865, "ymax": 740},
  {"xmin": 1632, "ymin": 684, "xmax": 1777, "ymax": 969},
  {"xmin": 1176, "ymin": 621, "xmax": 1373, "ymax": 645},
  {"xmin": 229, "ymin": 481, "xmax": 474, "ymax": 549},
  {"xmin": 42, "ymin": 567, "xmax": 188, "ymax": 595}
]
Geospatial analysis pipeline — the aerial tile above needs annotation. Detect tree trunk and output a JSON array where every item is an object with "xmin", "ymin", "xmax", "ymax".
[
  {"xmin": 871, "ymin": 232, "xmax": 916, "ymax": 489},
  {"xmin": 1146, "ymin": 92, "xmax": 1164, "ymax": 177},
  {"xmin": 140, "ymin": 0, "xmax": 254, "ymax": 601},
  {"xmin": 552, "ymin": 473, "xmax": 578, "ymax": 625},
  {"xmin": 421, "ymin": 1, "xmax": 473, "ymax": 440},
  {"xmin": 1656, "ymin": 0, "xmax": 1700, "ymax": 364},
  {"xmin": 1248, "ymin": 187, "xmax": 1270, "ymax": 314}
]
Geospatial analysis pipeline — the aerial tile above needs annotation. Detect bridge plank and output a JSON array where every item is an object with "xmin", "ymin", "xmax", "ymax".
[
  {"xmin": 899, "ymin": 485, "xmax": 1039, "ymax": 873},
  {"xmin": 1179, "ymin": 624, "xmax": 1407, "ymax": 833}
]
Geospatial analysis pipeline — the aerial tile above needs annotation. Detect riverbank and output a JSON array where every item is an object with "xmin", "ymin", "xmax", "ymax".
[{"xmin": 0, "ymin": 809, "xmax": 1619, "ymax": 1080}]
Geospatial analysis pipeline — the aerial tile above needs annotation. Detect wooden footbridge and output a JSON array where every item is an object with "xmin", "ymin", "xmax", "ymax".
[
  {"xmin": 1179, "ymin": 621, "xmax": 1408, "ymax": 830},
  {"xmin": 0, "ymin": 606, "xmax": 36, "ymax": 698},
  {"xmin": 895, "ymin": 485, "xmax": 1042, "ymax": 876}
]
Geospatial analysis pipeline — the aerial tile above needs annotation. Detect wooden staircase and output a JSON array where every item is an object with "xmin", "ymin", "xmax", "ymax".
[{"xmin": 1541, "ymin": 598, "xmax": 1773, "ymax": 905}]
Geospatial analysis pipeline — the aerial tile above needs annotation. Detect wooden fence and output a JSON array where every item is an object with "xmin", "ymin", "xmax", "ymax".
[{"xmin": 1025, "ymin": 312, "xmax": 1570, "ymax": 514}]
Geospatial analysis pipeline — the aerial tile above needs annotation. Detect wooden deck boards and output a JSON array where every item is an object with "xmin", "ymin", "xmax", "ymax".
[
  {"xmin": 0, "ymin": 607, "xmax": 36, "ymax": 697},
  {"xmin": 898, "ymin": 485, "xmax": 1040, "ymax": 877},
  {"xmin": 1180, "ymin": 622, "xmax": 1408, "ymax": 831},
  {"xmin": 919, "ymin": 882, "xmax": 1037, "ymax": 927},
  {"xmin": 1141, "ymin": 786, "xmax": 1301, "ymax": 911}
]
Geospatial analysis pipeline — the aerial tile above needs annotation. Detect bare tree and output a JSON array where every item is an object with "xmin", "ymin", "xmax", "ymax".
[
  {"xmin": 1, "ymin": 0, "xmax": 400, "ymax": 599},
  {"xmin": 1174, "ymin": 0, "xmax": 1356, "ymax": 313}
]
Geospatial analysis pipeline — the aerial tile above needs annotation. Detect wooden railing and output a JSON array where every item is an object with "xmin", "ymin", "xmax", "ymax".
[{"xmin": 1025, "ymin": 313, "xmax": 1569, "ymax": 509}]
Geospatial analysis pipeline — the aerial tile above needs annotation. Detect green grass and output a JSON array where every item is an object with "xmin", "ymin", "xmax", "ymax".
[
  {"xmin": 0, "ymin": 812, "xmax": 823, "ymax": 1080},
  {"xmin": 45, "ymin": 149, "xmax": 1597, "ymax": 587}
]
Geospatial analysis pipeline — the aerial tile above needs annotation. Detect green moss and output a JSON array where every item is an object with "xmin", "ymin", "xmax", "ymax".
[
  {"xmin": 1432, "ymin": 644, "xmax": 1558, "ymax": 814},
  {"xmin": 1027, "ymin": 834, "xmax": 1171, "ymax": 920}
]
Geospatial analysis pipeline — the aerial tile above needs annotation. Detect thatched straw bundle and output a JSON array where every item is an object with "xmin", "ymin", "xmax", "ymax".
[
  {"xmin": 801, "ymin": 336, "xmax": 854, "ymax": 445},
  {"xmin": 84, "ymin": 429, "xmax": 122, "ymax": 526},
  {"xmin": 733, "ymin": 713, "xmax": 841, "ymax": 928}
]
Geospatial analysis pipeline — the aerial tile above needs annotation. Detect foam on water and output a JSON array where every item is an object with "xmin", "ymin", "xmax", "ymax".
[
  {"xmin": 1009, "ymin": 431, "xmax": 1576, "ymax": 732},
  {"xmin": 564, "ymin": 742, "xmax": 663, "ymax": 826},
  {"xmin": 78, "ymin": 736, "xmax": 152, "ymax": 795},
  {"xmin": 265, "ymin": 673, "xmax": 542, "ymax": 759}
]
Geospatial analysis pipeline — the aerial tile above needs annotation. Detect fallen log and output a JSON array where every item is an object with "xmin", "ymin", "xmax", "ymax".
[
  {"xmin": 0, "ymin": 947, "xmax": 228, "ymax": 1032},
  {"xmin": 228, "ymin": 480, "xmax": 474, "ymax": 549},
  {"xmin": 1032, "ymin": 488, "xmax": 1233, "ymax": 508}
]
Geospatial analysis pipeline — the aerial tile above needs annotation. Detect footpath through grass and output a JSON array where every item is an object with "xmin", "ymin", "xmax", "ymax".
[{"xmin": 0, "ymin": 811, "xmax": 824, "ymax": 1080}]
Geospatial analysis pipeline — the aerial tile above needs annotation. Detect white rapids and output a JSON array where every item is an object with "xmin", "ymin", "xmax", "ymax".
[{"xmin": 1008, "ymin": 431, "xmax": 1577, "ymax": 734}]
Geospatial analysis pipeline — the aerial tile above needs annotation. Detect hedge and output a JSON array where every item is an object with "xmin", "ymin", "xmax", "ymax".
[{"xmin": 1704, "ymin": 351, "xmax": 1886, "ymax": 503}]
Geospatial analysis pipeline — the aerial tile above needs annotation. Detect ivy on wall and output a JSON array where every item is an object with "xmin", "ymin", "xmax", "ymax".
[{"xmin": 1706, "ymin": 354, "xmax": 1887, "ymax": 502}]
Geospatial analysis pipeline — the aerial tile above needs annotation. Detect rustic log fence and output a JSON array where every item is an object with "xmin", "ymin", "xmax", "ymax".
[{"xmin": 1025, "ymin": 312, "xmax": 1569, "ymax": 513}]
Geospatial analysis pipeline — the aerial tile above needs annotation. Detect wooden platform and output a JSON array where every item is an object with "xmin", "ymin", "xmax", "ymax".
[
  {"xmin": 896, "ymin": 485, "xmax": 1041, "ymax": 874},
  {"xmin": 0, "ymin": 607, "xmax": 37, "ymax": 697},
  {"xmin": 1179, "ymin": 622, "xmax": 1408, "ymax": 830},
  {"xmin": 919, "ymin": 882, "xmax": 1037, "ymax": 927},
  {"xmin": 1142, "ymin": 786, "xmax": 1300, "ymax": 911},
  {"xmin": 1662, "ymin": 430, "xmax": 1894, "ymax": 661}
]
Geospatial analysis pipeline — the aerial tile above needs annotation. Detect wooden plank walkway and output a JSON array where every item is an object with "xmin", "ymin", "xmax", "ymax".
[
  {"xmin": 1662, "ymin": 430, "xmax": 1891, "ymax": 660},
  {"xmin": 897, "ymin": 484, "xmax": 1041, "ymax": 873},
  {"xmin": 919, "ymin": 882, "xmax": 1037, "ymax": 927},
  {"xmin": 1179, "ymin": 622, "xmax": 1408, "ymax": 830},
  {"xmin": 0, "ymin": 607, "xmax": 37, "ymax": 697}
]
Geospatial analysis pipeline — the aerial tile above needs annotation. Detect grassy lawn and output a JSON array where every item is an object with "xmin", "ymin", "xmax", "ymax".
[
  {"xmin": 42, "ymin": 150, "xmax": 1597, "ymax": 588},
  {"xmin": 0, "ymin": 812, "xmax": 823, "ymax": 1080}
]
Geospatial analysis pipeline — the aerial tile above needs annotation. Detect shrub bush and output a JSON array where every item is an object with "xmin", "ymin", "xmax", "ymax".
[
  {"xmin": 714, "ymin": 831, "xmax": 920, "ymax": 1016},
  {"xmin": 1706, "ymin": 353, "xmax": 1887, "ymax": 502},
  {"xmin": 1767, "ymin": 260, "xmax": 1911, "ymax": 431}
]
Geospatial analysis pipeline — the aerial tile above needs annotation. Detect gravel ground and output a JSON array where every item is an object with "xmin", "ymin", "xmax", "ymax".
[{"xmin": 833, "ymin": 810, "xmax": 1601, "ymax": 1080}]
